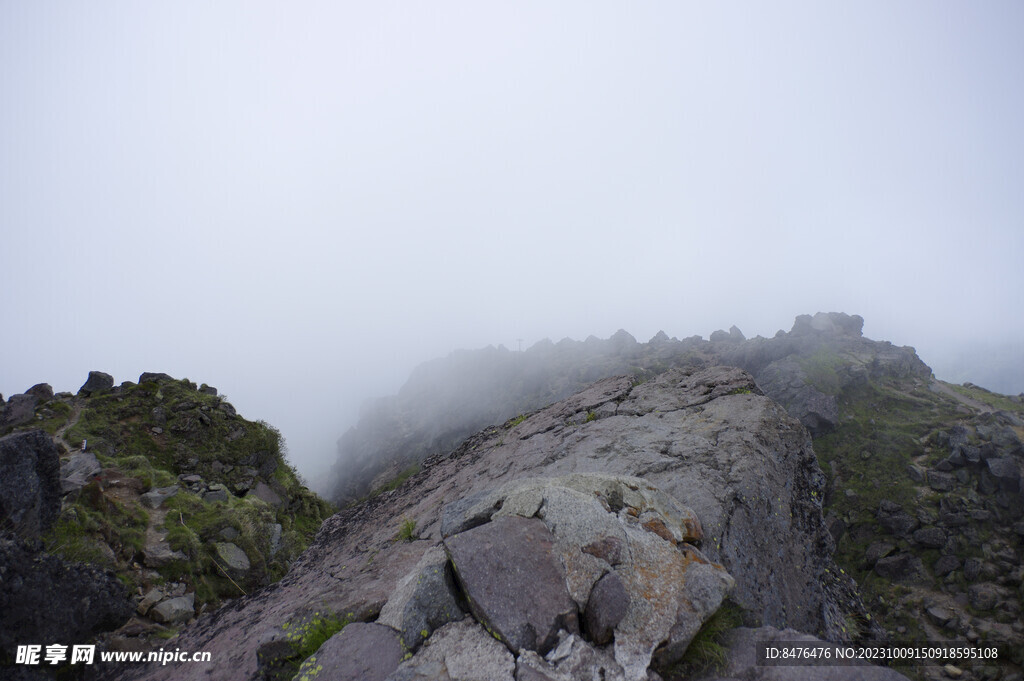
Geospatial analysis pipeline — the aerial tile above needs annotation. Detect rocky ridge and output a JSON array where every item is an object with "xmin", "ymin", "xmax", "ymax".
[
  {"xmin": 106, "ymin": 365, "xmax": 900, "ymax": 681},
  {"xmin": 323, "ymin": 311, "xmax": 1024, "ymax": 681},
  {"xmin": 327, "ymin": 312, "xmax": 931, "ymax": 505}
]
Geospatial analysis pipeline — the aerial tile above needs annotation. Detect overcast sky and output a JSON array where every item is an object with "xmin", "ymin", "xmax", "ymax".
[{"xmin": 2, "ymin": 1, "xmax": 1022, "ymax": 482}]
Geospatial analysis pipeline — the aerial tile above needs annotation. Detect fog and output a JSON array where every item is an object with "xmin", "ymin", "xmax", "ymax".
[{"xmin": 2, "ymin": 2, "xmax": 1022, "ymax": 484}]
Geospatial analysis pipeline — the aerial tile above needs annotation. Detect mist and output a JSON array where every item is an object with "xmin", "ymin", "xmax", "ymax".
[{"xmin": 2, "ymin": 2, "xmax": 1022, "ymax": 485}]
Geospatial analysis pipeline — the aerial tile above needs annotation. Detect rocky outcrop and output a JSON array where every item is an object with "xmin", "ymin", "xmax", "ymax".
[
  {"xmin": 0, "ymin": 372, "xmax": 334, "ymax": 668},
  {"xmin": 1, "ymin": 535, "xmax": 133, "ymax": 665},
  {"xmin": 441, "ymin": 474, "xmax": 735, "ymax": 678},
  {"xmin": 79, "ymin": 370, "xmax": 114, "ymax": 395},
  {"xmin": 0, "ymin": 393, "xmax": 39, "ymax": 431},
  {"xmin": 0, "ymin": 430, "xmax": 61, "ymax": 537},
  {"xmin": 110, "ymin": 365, "xmax": 880, "ymax": 681}
]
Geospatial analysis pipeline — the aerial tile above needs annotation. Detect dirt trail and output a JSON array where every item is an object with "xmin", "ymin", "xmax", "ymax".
[
  {"xmin": 928, "ymin": 379, "xmax": 994, "ymax": 414},
  {"xmin": 53, "ymin": 398, "xmax": 84, "ymax": 451}
]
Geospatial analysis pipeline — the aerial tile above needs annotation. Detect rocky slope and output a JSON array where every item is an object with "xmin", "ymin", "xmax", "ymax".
[
  {"xmin": 0, "ymin": 372, "xmax": 332, "ymax": 668},
  {"xmin": 103, "ymin": 365, "xmax": 904, "ymax": 681},
  {"xmin": 326, "ymin": 312, "xmax": 1024, "ymax": 681}
]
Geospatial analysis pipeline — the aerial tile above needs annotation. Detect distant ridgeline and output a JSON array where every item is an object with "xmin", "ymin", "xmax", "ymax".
[
  {"xmin": 0, "ymin": 371, "xmax": 332, "ymax": 660},
  {"xmin": 328, "ymin": 312, "xmax": 933, "ymax": 505}
]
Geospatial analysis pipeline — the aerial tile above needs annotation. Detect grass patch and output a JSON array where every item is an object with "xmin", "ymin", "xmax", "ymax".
[
  {"xmin": 948, "ymin": 383, "xmax": 1023, "ymax": 413},
  {"xmin": 275, "ymin": 610, "xmax": 355, "ymax": 680},
  {"xmin": 798, "ymin": 348, "xmax": 845, "ymax": 395},
  {"xmin": 396, "ymin": 517, "xmax": 417, "ymax": 542},
  {"xmin": 669, "ymin": 600, "xmax": 743, "ymax": 675}
]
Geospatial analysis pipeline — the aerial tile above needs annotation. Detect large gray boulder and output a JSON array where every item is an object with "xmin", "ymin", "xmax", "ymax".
[
  {"xmin": 140, "ymin": 484, "xmax": 180, "ymax": 509},
  {"xmin": 60, "ymin": 451, "xmax": 103, "ymax": 494},
  {"xmin": 25, "ymin": 383, "xmax": 54, "ymax": 402},
  {"xmin": 378, "ymin": 546, "xmax": 463, "ymax": 650},
  {"xmin": 149, "ymin": 593, "xmax": 195, "ymax": 625},
  {"xmin": 445, "ymin": 515, "xmax": 578, "ymax": 656},
  {"xmin": 214, "ymin": 542, "xmax": 251, "ymax": 578},
  {"xmin": 295, "ymin": 622, "xmax": 404, "ymax": 681},
  {"xmin": 79, "ymin": 370, "xmax": 114, "ymax": 395},
  {"xmin": 0, "ymin": 393, "xmax": 38, "ymax": 431},
  {"xmin": 0, "ymin": 429, "xmax": 61, "ymax": 537}
]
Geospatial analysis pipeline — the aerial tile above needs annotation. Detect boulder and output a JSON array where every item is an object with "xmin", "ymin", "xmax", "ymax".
[
  {"xmin": 137, "ymin": 587, "xmax": 164, "ymax": 616},
  {"xmin": 378, "ymin": 546, "xmax": 464, "ymax": 650},
  {"xmin": 0, "ymin": 534, "xmax": 132, "ymax": 653},
  {"xmin": 79, "ymin": 371, "xmax": 114, "ymax": 395},
  {"xmin": 143, "ymin": 541, "xmax": 188, "ymax": 568},
  {"xmin": 268, "ymin": 523, "xmax": 282, "ymax": 556},
  {"xmin": 445, "ymin": 515, "xmax": 578, "ymax": 655},
  {"xmin": 246, "ymin": 481, "xmax": 283, "ymax": 507},
  {"xmin": 912, "ymin": 526, "xmax": 946, "ymax": 549},
  {"xmin": 926, "ymin": 606, "xmax": 953, "ymax": 627},
  {"xmin": 293, "ymin": 622, "xmax": 403, "ymax": 681},
  {"xmin": 876, "ymin": 501, "xmax": 919, "ymax": 537},
  {"xmin": 933, "ymin": 555, "xmax": 961, "ymax": 576},
  {"xmin": 863, "ymin": 542, "xmax": 895, "ymax": 567},
  {"xmin": 202, "ymin": 484, "xmax": 229, "ymax": 503},
  {"xmin": 60, "ymin": 451, "xmax": 103, "ymax": 494},
  {"xmin": 583, "ymin": 571, "xmax": 630, "ymax": 645},
  {"xmin": 0, "ymin": 393, "xmax": 38, "ymax": 430},
  {"xmin": 0, "ymin": 430, "xmax": 61, "ymax": 537},
  {"xmin": 985, "ymin": 457, "xmax": 1021, "ymax": 491},
  {"xmin": 963, "ymin": 558, "xmax": 983, "ymax": 582},
  {"xmin": 967, "ymin": 583, "xmax": 1001, "ymax": 612},
  {"xmin": 874, "ymin": 553, "xmax": 925, "ymax": 582},
  {"xmin": 387, "ymin": 619, "xmax": 515, "ymax": 681},
  {"xmin": 927, "ymin": 471, "xmax": 956, "ymax": 492},
  {"xmin": 150, "ymin": 593, "xmax": 195, "ymax": 625},
  {"xmin": 25, "ymin": 383, "xmax": 54, "ymax": 402},
  {"xmin": 214, "ymin": 542, "xmax": 250, "ymax": 578},
  {"xmin": 141, "ymin": 485, "xmax": 180, "ymax": 509},
  {"xmin": 139, "ymin": 372, "xmax": 175, "ymax": 384}
]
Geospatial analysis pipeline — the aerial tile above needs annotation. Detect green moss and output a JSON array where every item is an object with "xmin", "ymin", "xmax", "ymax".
[
  {"xmin": 584, "ymin": 410, "xmax": 597, "ymax": 423},
  {"xmin": 507, "ymin": 414, "xmax": 527, "ymax": 428},
  {"xmin": 280, "ymin": 610, "xmax": 354, "ymax": 679}
]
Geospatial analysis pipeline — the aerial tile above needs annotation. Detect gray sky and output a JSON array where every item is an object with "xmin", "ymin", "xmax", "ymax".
[{"xmin": 3, "ymin": 1, "xmax": 1022, "ymax": 482}]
